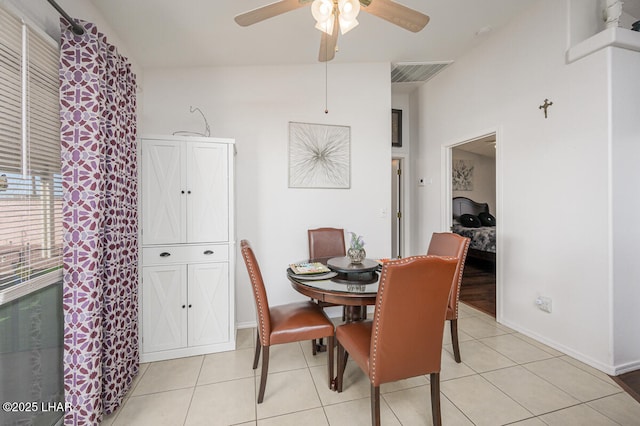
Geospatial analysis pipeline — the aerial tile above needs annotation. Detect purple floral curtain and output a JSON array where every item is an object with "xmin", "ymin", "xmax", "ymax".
[{"xmin": 59, "ymin": 20, "xmax": 138, "ymax": 425}]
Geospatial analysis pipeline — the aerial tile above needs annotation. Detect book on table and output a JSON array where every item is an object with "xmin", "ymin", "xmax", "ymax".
[{"xmin": 289, "ymin": 262, "xmax": 331, "ymax": 275}]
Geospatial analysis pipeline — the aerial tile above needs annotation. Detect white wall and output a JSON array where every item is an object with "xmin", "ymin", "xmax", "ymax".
[
  {"xmin": 141, "ymin": 63, "xmax": 393, "ymax": 325},
  {"xmin": 416, "ymin": 0, "xmax": 627, "ymax": 373},
  {"xmin": 407, "ymin": 91, "xmax": 426, "ymax": 255},
  {"xmin": 611, "ymin": 47, "xmax": 640, "ymax": 371}
]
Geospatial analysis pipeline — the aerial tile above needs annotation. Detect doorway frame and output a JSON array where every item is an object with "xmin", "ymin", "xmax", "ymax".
[
  {"xmin": 441, "ymin": 127, "xmax": 503, "ymax": 321},
  {"xmin": 392, "ymin": 153, "xmax": 410, "ymax": 258}
]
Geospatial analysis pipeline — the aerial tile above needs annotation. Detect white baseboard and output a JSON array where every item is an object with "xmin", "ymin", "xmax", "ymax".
[
  {"xmin": 236, "ymin": 320, "xmax": 257, "ymax": 329},
  {"xmin": 499, "ymin": 318, "xmax": 622, "ymax": 376},
  {"xmin": 613, "ymin": 360, "xmax": 640, "ymax": 375},
  {"xmin": 141, "ymin": 340, "xmax": 236, "ymax": 363}
]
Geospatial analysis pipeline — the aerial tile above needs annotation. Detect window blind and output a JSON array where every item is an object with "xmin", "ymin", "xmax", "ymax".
[{"xmin": 0, "ymin": 6, "xmax": 62, "ymax": 300}]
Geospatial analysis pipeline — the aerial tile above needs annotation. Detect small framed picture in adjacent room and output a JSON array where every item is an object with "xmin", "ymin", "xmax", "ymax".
[{"xmin": 392, "ymin": 109, "xmax": 402, "ymax": 147}]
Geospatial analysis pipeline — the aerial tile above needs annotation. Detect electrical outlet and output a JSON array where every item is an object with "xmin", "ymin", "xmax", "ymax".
[{"xmin": 535, "ymin": 296, "xmax": 552, "ymax": 313}]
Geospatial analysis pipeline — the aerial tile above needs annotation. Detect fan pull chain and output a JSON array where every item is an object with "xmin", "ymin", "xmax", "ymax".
[{"xmin": 324, "ymin": 58, "xmax": 329, "ymax": 114}]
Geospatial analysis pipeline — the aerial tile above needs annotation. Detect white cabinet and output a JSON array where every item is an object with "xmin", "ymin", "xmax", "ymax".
[
  {"xmin": 140, "ymin": 135, "xmax": 235, "ymax": 363},
  {"xmin": 142, "ymin": 264, "xmax": 187, "ymax": 353},
  {"xmin": 142, "ymin": 140, "xmax": 229, "ymax": 245},
  {"xmin": 187, "ymin": 262, "xmax": 229, "ymax": 347},
  {"xmin": 141, "ymin": 246, "xmax": 230, "ymax": 355}
]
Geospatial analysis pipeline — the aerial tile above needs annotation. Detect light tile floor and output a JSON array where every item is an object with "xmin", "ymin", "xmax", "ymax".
[{"xmin": 102, "ymin": 304, "xmax": 640, "ymax": 425}]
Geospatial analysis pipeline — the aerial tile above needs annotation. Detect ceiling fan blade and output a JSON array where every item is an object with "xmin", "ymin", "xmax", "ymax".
[
  {"xmin": 361, "ymin": 0, "xmax": 430, "ymax": 32},
  {"xmin": 318, "ymin": 14, "xmax": 339, "ymax": 62},
  {"xmin": 235, "ymin": 0, "xmax": 310, "ymax": 26}
]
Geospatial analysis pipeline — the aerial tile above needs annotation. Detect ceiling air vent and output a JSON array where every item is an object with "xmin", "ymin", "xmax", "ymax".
[{"xmin": 391, "ymin": 61, "xmax": 452, "ymax": 83}]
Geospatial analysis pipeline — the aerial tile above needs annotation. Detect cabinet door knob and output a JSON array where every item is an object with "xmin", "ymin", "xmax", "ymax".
[
  {"xmin": 159, "ymin": 252, "xmax": 171, "ymax": 257},
  {"xmin": 188, "ymin": 304, "xmax": 192, "ymax": 308},
  {"xmin": 187, "ymin": 190, "xmax": 192, "ymax": 194},
  {"xmin": 181, "ymin": 190, "xmax": 185, "ymax": 194},
  {"xmin": 182, "ymin": 305, "xmax": 186, "ymax": 308},
  {"xmin": 203, "ymin": 250, "xmax": 214, "ymax": 255}
]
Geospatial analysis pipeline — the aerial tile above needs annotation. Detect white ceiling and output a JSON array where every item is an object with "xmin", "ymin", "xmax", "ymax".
[
  {"xmin": 11, "ymin": 0, "xmax": 638, "ymax": 81},
  {"xmin": 454, "ymin": 135, "xmax": 496, "ymax": 158},
  {"xmin": 86, "ymin": 0, "xmax": 540, "ymax": 68}
]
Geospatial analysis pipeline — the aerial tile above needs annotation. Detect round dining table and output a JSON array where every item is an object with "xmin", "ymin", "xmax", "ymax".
[{"xmin": 287, "ymin": 257, "xmax": 381, "ymax": 322}]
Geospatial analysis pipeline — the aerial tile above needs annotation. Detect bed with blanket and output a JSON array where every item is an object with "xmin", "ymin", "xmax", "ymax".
[{"xmin": 451, "ymin": 197, "xmax": 496, "ymax": 262}]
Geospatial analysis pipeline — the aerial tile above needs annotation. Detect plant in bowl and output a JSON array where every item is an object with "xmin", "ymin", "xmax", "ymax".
[{"xmin": 348, "ymin": 232, "xmax": 366, "ymax": 264}]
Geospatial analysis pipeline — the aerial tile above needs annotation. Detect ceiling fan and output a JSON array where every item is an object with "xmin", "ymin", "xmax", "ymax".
[{"xmin": 235, "ymin": 0, "xmax": 430, "ymax": 62}]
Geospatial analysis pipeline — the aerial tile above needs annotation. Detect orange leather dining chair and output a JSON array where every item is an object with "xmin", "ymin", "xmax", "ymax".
[
  {"xmin": 335, "ymin": 255, "xmax": 458, "ymax": 426},
  {"xmin": 427, "ymin": 232, "xmax": 471, "ymax": 363},
  {"xmin": 240, "ymin": 240, "xmax": 335, "ymax": 403},
  {"xmin": 307, "ymin": 227, "xmax": 367, "ymax": 324},
  {"xmin": 308, "ymin": 227, "xmax": 349, "ymax": 330},
  {"xmin": 308, "ymin": 227, "xmax": 346, "ymax": 260}
]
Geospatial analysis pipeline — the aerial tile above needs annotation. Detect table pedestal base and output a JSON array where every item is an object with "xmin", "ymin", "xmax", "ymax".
[{"xmin": 314, "ymin": 339, "xmax": 328, "ymax": 353}]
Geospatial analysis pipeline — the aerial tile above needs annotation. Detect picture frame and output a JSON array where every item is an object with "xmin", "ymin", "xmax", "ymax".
[
  {"xmin": 452, "ymin": 159, "xmax": 474, "ymax": 191},
  {"xmin": 288, "ymin": 122, "xmax": 350, "ymax": 189},
  {"xmin": 392, "ymin": 109, "xmax": 402, "ymax": 147}
]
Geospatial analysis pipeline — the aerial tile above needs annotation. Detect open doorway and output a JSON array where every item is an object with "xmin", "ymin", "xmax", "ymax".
[{"xmin": 449, "ymin": 135, "xmax": 497, "ymax": 317}]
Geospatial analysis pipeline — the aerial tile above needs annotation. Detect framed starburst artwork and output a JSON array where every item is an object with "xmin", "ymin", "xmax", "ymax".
[
  {"xmin": 452, "ymin": 159, "xmax": 474, "ymax": 191},
  {"xmin": 288, "ymin": 122, "xmax": 350, "ymax": 189}
]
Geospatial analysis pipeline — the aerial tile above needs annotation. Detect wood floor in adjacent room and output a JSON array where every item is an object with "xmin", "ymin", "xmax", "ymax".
[
  {"xmin": 612, "ymin": 369, "xmax": 640, "ymax": 404},
  {"xmin": 460, "ymin": 257, "xmax": 496, "ymax": 317}
]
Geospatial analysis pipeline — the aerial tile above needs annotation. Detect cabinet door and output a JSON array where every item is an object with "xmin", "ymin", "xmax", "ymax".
[
  {"xmin": 141, "ymin": 140, "xmax": 186, "ymax": 244},
  {"xmin": 187, "ymin": 143, "xmax": 229, "ymax": 243},
  {"xmin": 142, "ymin": 265, "xmax": 188, "ymax": 353},
  {"xmin": 187, "ymin": 262, "xmax": 229, "ymax": 347}
]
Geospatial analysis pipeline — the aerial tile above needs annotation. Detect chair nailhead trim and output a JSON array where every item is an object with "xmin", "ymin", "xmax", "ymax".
[
  {"xmin": 453, "ymin": 240, "xmax": 470, "ymax": 318},
  {"xmin": 242, "ymin": 247, "xmax": 268, "ymax": 347}
]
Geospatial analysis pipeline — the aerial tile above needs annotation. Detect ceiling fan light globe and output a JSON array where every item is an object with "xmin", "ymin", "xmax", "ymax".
[
  {"xmin": 339, "ymin": 17, "xmax": 359, "ymax": 34},
  {"xmin": 337, "ymin": 0, "xmax": 360, "ymax": 33},
  {"xmin": 312, "ymin": 0, "xmax": 334, "ymax": 23},
  {"xmin": 338, "ymin": 0, "xmax": 360, "ymax": 19}
]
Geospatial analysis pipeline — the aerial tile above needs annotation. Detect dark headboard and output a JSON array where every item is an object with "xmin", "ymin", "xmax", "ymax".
[{"xmin": 452, "ymin": 197, "xmax": 490, "ymax": 220}]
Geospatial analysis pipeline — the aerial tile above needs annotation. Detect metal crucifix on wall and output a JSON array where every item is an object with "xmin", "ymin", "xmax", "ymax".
[{"xmin": 539, "ymin": 99, "xmax": 553, "ymax": 118}]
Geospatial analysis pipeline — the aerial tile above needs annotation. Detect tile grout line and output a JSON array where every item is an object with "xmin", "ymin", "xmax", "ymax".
[
  {"xmin": 440, "ymin": 391, "xmax": 477, "ymax": 425},
  {"xmin": 380, "ymin": 392, "xmax": 404, "ymax": 425},
  {"xmin": 180, "ymin": 356, "xmax": 206, "ymax": 425}
]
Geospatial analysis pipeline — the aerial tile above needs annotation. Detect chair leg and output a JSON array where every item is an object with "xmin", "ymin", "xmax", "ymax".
[
  {"xmin": 327, "ymin": 334, "xmax": 335, "ymax": 389},
  {"xmin": 371, "ymin": 384, "xmax": 381, "ymax": 426},
  {"xmin": 310, "ymin": 298, "xmax": 325, "ymax": 355},
  {"xmin": 450, "ymin": 319, "xmax": 462, "ymax": 363},
  {"xmin": 253, "ymin": 331, "xmax": 261, "ymax": 369},
  {"xmin": 310, "ymin": 298, "xmax": 318, "ymax": 355},
  {"xmin": 257, "ymin": 346, "xmax": 269, "ymax": 403},
  {"xmin": 336, "ymin": 341, "xmax": 345, "ymax": 392},
  {"xmin": 430, "ymin": 373, "xmax": 442, "ymax": 426}
]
